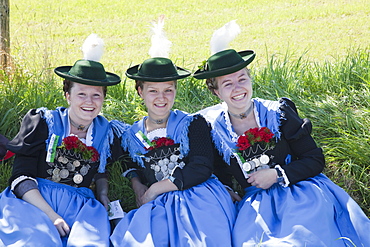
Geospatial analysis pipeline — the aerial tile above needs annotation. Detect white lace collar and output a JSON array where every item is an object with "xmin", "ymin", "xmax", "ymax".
[
  {"xmin": 146, "ymin": 128, "xmax": 167, "ymax": 141},
  {"xmin": 223, "ymin": 101, "xmax": 259, "ymax": 142}
]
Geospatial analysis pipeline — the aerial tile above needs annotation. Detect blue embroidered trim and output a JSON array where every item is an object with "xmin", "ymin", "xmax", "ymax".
[
  {"xmin": 37, "ymin": 107, "xmax": 113, "ymax": 173},
  {"xmin": 204, "ymin": 98, "xmax": 285, "ymax": 165},
  {"xmin": 121, "ymin": 110, "xmax": 194, "ymax": 168}
]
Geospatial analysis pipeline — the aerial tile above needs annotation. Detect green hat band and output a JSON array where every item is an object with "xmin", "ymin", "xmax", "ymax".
[
  {"xmin": 68, "ymin": 60, "xmax": 108, "ymax": 82},
  {"xmin": 54, "ymin": 60, "xmax": 120, "ymax": 86},
  {"xmin": 206, "ymin": 49, "xmax": 245, "ymax": 71},
  {"xmin": 137, "ymin": 58, "xmax": 178, "ymax": 78},
  {"xmin": 126, "ymin": 57, "xmax": 190, "ymax": 82},
  {"xmin": 193, "ymin": 49, "xmax": 255, "ymax": 79}
]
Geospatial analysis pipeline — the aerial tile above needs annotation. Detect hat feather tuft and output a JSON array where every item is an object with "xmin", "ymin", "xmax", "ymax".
[
  {"xmin": 149, "ymin": 15, "xmax": 172, "ymax": 58},
  {"xmin": 210, "ymin": 20, "xmax": 241, "ymax": 55},
  {"xmin": 82, "ymin": 33, "xmax": 104, "ymax": 62}
]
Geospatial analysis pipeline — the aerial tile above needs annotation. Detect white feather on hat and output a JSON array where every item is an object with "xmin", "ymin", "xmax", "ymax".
[
  {"xmin": 148, "ymin": 15, "xmax": 172, "ymax": 58},
  {"xmin": 82, "ymin": 33, "xmax": 104, "ymax": 62},
  {"xmin": 210, "ymin": 20, "xmax": 241, "ymax": 55}
]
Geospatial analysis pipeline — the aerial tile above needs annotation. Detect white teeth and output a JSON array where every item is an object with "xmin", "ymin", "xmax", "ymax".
[
  {"xmin": 233, "ymin": 94, "xmax": 245, "ymax": 100},
  {"xmin": 82, "ymin": 107, "xmax": 94, "ymax": 111},
  {"xmin": 156, "ymin": 103, "xmax": 166, "ymax": 107}
]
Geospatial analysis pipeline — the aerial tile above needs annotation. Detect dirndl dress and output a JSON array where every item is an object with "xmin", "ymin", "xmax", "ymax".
[
  {"xmin": 110, "ymin": 176, "xmax": 236, "ymax": 247},
  {"xmin": 233, "ymin": 173, "xmax": 370, "ymax": 247},
  {"xmin": 0, "ymin": 178, "xmax": 110, "ymax": 247}
]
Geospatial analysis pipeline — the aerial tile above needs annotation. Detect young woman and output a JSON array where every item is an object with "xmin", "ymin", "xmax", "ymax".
[
  {"xmin": 194, "ymin": 47, "xmax": 370, "ymax": 246},
  {"xmin": 0, "ymin": 34, "xmax": 125, "ymax": 246},
  {"xmin": 110, "ymin": 57, "xmax": 236, "ymax": 247}
]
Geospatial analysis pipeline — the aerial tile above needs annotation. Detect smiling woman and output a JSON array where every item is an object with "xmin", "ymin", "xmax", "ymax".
[
  {"xmin": 109, "ymin": 16, "xmax": 236, "ymax": 247},
  {"xmin": 195, "ymin": 20, "xmax": 370, "ymax": 247},
  {"xmin": 65, "ymin": 82, "xmax": 105, "ymax": 137},
  {"xmin": 0, "ymin": 34, "xmax": 128, "ymax": 246}
]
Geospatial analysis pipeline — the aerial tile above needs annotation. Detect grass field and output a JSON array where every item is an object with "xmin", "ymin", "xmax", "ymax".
[
  {"xmin": 1, "ymin": 0, "xmax": 369, "ymax": 216},
  {"xmin": 9, "ymin": 0, "xmax": 370, "ymax": 74}
]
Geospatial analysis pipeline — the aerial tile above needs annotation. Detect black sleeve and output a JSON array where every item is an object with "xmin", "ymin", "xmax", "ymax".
[
  {"xmin": 213, "ymin": 147, "xmax": 233, "ymax": 188},
  {"xmin": 107, "ymin": 133, "xmax": 128, "ymax": 165},
  {"xmin": 171, "ymin": 115, "xmax": 214, "ymax": 190},
  {"xmin": 7, "ymin": 109, "xmax": 48, "ymax": 185},
  {"xmin": 279, "ymin": 98, "xmax": 325, "ymax": 184}
]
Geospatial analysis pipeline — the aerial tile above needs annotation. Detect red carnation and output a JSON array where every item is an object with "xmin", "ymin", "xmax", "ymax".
[
  {"xmin": 146, "ymin": 137, "xmax": 176, "ymax": 151},
  {"xmin": 60, "ymin": 136, "xmax": 100, "ymax": 162},
  {"xmin": 236, "ymin": 135, "xmax": 251, "ymax": 150},
  {"xmin": 237, "ymin": 127, "xmax": 274, "ymax": 151}
]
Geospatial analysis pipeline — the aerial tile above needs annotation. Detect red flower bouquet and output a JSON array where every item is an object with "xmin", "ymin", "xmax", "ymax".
[
  {"xmin": 237, "ymin": 127, "xmax": 274, "ymax": 151},
  {"xmin": 236, "ymin": 127, "xmax": 275, "ymax": 173},
  {"xmin": 60, "ymin": 136, "xmax": 99, "ymax": 162},
  {"xmin": 146, "ymin": 137, "xmax": 175, "ymax": 151}
]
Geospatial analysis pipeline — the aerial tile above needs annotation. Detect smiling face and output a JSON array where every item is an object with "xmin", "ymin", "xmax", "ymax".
[
  {"xmin": 214, "ymin": 68, "xmax": 253, "ymax": 113},
  {"xmin": 138, "ymin": 81, "xmax": 176, "ymax": 120},
  {"xmin": 65, "ymin": 82, "xmax": 105, "ymax": 125}
]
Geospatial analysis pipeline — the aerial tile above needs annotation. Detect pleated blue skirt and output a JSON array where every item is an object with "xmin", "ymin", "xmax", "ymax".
[
  {"xmin": 0, "ymin": 178, "xmax": 110, "ymax": 247},
  {"xmin": 110, "ymin": 176, "xmax": 236, "ymax": 247},
  {"xmin": 233, "ymin": 173, "xmax": 370, "ymax": 247}
]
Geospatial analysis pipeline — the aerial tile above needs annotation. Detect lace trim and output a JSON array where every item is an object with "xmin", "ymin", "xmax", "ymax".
[
  {"xmin": 146, "ymin": 128, "xmax": 167, "ymax": 140},
  {"xmin": 274, "ymin": 164, "xmax": 290, "ymax": 187},
  {"xmin": 223, "ymin": 100, "xmax": 258, "ymax": 143},
  {"xmin": 11, "ymin": 176, "xmax": 38, "ymax": 191},
  {"xmin": 122, "ymin": 168, "xmax": 137, "ymax": 178}
]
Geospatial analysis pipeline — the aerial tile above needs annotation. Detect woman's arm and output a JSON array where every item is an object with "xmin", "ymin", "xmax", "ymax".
[
  {"xmin": 140, "ymin": 178, "xmax": 177, "ymax": 205},
  {"xmin": 8, "ymin": 109, "xmax": 47, "ymax": 185},
  {"xmin": 22, "ymin": 189, "xmax": 70, "ymax": 236},
  {"xmin": 278, "ymin": 98, "xmax": 325, "ymax": 185},
  {"xmin": 95, "ymin": 176, "xmax": 110, "ymax": 210},
  {"xmin": 170, "ymin": 115, "xmax": 214, "ymax": 190}
]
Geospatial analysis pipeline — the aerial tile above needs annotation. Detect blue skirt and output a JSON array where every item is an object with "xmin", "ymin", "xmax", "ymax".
[
  {"xmin": 233, "ymin": 173, "xmax": 370, "ymax": 247},
  {"xmin": 110, "ymin": 176, "xmax": 236, "ymax": 247},
  {"xmin": 0, "ymin": 178, "xmax": 110, "ymax": 247}
]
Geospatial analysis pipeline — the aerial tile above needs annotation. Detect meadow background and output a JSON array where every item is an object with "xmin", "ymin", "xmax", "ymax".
[{"xmin": 0, "ymin": 0, "xmax": 369, "ymax": 216}]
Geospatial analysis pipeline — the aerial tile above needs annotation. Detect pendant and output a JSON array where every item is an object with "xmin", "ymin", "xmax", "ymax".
[
  {"xmin": 243, "ymin": 162, "xmax": 251, "ymax": 172},
  {"xmin": 73, "ymin": 173, "xmax": 83, "ymax": 184},
  {"xmin": 53, "ymin": 168, "xmax": 60, "ymax": 176},
  {"xmin": 80, "ymin": 165, "xmax": 89, "ymax": 176},
  {"xmin": 73, "ymin": 160, "xmax": 81, "ymax": 167},
  {"xmin": 52, "ymin": 175, "xmax": 61, "ymax": 182},
  {"xmin": 259, "ymin": 154, "xmax": 270, "ymax": 165},
  {"xmin": 252, "ymin": 158, "xmax": 261, "ymax": 168},
  {"xmin": 67, "ymin": 163, "xmax": 75, "ymax": 171},
  {"xmin": 59, "ymin": 169, "xmax": 69, "ymax": 179}
]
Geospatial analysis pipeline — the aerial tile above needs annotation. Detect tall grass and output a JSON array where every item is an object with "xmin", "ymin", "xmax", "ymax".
[{"xmin": 1, "ymin": 48, "xmax": 369, "ymax": 216}]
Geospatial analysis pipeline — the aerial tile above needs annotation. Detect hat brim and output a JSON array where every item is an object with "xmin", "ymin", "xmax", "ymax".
[
  {"xmin": 126, "ymin": 64, "xmax": 191, "ymax": 82},
  {"xmin": 54, "ymin": 66, "xmax": 121, "ymax": 86},
  {"xmin": 193, "ymin": 50, "xmax": 256, "ymax": 79}
]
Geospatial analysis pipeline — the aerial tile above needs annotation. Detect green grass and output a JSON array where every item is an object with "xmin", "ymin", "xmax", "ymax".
[
  {"xmin": 1, "ymin": 0, "xmax": 369, "ymax": 217},
  {"xmin": 9, "ymin": 0, "xmax": 369, "ymax": 74}
]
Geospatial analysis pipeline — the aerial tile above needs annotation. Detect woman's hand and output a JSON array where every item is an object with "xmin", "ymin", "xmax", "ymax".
[
  {"xmin": 49, "ymin": 212, "xmax": 71, "ymax": 237},
  {"xmin": 139, "ymin": 189, "xmax": 158, "ymax": 206},
  {"xmin": 247, "ymin": 168, "xmax": 278, "ymax": 189},
  {"xmin": 97, "ymin": 194, "xmax": 110, "ymax": 210},
  {"xmin": 137, "ymin": 179, "xmax": 178, "ymax": 206},
  {"xmin": 131, "ymin": 177, "xmax": 148, "ymax": 207},
  {"xmin": 21, "ymin": 188, "xmax": 71, "ymax": 237},
  {"xmin": 227, "ymin": 189, "xmax": 242, "ymax": 202}
]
